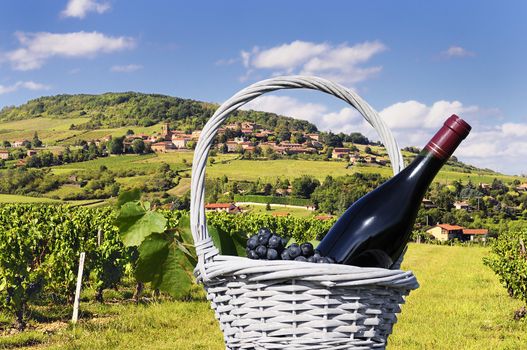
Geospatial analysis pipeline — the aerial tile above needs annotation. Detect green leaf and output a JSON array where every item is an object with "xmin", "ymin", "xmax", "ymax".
[
  {"xmin": 116, "ymin": 202, "xmax": 167, "ymax": 247},
  {"xmin": 135, "ymin": 234, "xmax": 169, "ymax": 282},
  {"xmin": 177, "ymin": 213, "xmax": 193, "ymax": 244},
  {"xmin": 116, "ymin": 188, "xmax": 142, "ymax": 208},
  {"xmin": 135, "ymin": 233, "xmax": 196, "ymax": 299},
  {"xmin": 208, "ymin": 225, "xmax": 246, "ymax": 257},
  {"xmin": 154, "ymin": 247, "xmax": 193, "ymax": 298}
]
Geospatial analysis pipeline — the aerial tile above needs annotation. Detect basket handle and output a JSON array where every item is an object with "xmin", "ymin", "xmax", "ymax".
[{"xmin": 190, "ymin": 75, "xmax": 404, "ymax": 280}]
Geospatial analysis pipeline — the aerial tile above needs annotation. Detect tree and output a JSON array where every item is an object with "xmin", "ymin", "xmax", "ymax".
[
  {"xmin": 109, "ymin": 136, "xmax": 125, "ymax": 154},
  {"xmin": 22, "ymin": 140, "xmax": 32, "ymax": 149},
  {"xmin": 291, "ymin": 175, "xmax": 320, "ymax": 198},
  {"xmin": 132, "ymin": 139, "xmax": 146, "ymax": 154},
  {"xmin": 2, "ymin": 141, "xmax": 11, "ymax": 148},
  {"xmin": 32, "ymin": 132, "xmax": 43, "ymax": 147},
  {"xmin": 364, "ymin": 146, "xmax": 373, "ymax": 154},
  {"xmin": 126, "ymin": 129, "xmax": 135, "ymax": 135},
  {"xmin": 266, "ymin": 202, "xmax": 272, "ymax": 211}
]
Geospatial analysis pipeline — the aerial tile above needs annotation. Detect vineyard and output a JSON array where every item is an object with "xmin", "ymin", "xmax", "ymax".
[
  {"xmin": 0, "ymin": 204, "xmax": 336, "ymax": 331},
  {"xmin": 0, "ymin": 203, "xmax": 526, "ymax": 348}
]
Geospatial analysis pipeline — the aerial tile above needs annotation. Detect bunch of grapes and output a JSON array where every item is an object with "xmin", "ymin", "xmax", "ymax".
[{"xmin": 246, "ymin": 227, "xmax": 335, "ymax": 263}]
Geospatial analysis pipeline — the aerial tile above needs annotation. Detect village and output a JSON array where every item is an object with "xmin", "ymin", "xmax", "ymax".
[{"xmin": 0, "ymin": 121, "xmax": 388, "ymax": 165}]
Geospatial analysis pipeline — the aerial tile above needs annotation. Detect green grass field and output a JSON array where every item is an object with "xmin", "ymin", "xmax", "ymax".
[
  {"xmin": 1, "ymin": 244, "xmax": 525, "ymax": 349},
  {"xmin": 0, "ymin": 194, "xmax": 60, "ymax": 203},
  {"xmin": 238, "ymin": 203, "xmax": 315, "ymax": 218}
]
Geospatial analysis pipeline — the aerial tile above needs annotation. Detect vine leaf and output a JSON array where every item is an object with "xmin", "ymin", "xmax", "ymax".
[
  {"xmin": 116, "ymin": 188, "xmax": 142, "ymax": 208},
  {"xmin": 209, "ymin": 226, "xmax": 247, "ymax": 257},
  {"xmin": 135, "ymin": 234, "xmax": 194, "ymax": 298},
  {"xmin": 116, "ymin": 202, "xmax": 167, "ymax": 247}
]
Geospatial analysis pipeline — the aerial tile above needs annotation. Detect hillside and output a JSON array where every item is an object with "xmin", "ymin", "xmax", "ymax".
[{"xmin": 0, "ymin": 92, "xmax": 318, "ymax": 132}]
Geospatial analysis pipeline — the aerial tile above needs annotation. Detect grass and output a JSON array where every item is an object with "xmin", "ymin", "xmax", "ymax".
[
  {"xmin": 206, "ymin": 158, "xmax": 523, "ymax": 183},
  {"xmin": 0, "ymin": 194, "xmax": 60, "ymax": 203},
  {"xmin": 390, "ymin": 244, "xmax": 527, "ymax": 349},
  {"xmin": 1, "ymin": 244, "xmax": 526, "ymax": 349},
  {"xmin": 238, "ymin": 203, "xmax": 315, "ymax": 218}
]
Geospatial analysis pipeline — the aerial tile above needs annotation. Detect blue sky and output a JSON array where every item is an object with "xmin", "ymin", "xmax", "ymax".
[{"xmin": 1, "ymin": 0, "xmax": 526, "ymax": 174}]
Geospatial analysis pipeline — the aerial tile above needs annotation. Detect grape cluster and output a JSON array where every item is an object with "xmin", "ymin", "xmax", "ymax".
[{"xmin": 246, "ymin": 228, "xmax": 335, "ymax": 263}]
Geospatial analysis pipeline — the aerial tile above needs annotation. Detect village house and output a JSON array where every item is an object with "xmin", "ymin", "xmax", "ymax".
[
  {"xmin": 305, "ymin": 133, "xmax": 320, "ymax": 141},
  {"xmin": 225, "ymin": 141, "xmax": 239, "ymax": 152},
  {"xmin": 515, "ymin": 183, "xmax": 527, "ymax": 192},
  {"xmin": 191, "ymin": 130, "xmax": 201, "ymax": 139},
  {"xmin": 332, "ymin": 147, "xmax": 351, "ymax": 159},
  {"xmin": 426, "ymin": 224, "xmax": 489, "ymax": 242},
  {"xmin": 272, "ymin": 212, "xmax": 290, "ymax": 217},
  {"xmin": 204, "ymin": 203, "xmax": 242, "ymax": 214},
  {"xmin": 27, "ymin": 149, "xmax": 37, "ymax": 157},
  {"xmin": 241, "ymin": 122, "xmax": 257, "ymax": 130},
  {"xmin": 286, "ymin": 147, "xmax": 316, "ymax": 155},
  {"xmin": 172, "ymin": 137, "xmax": 191, "ymax": 149},
  {"xmin": 462, "ymin": 229, "xmax": 489, "ymax": 241},
  {"xmin": 349, "ymin": 153, "xmax": 364, "ymax": 164},
  {"xmin": 12, "ymin": 139, "xmax": 29, "ymax": 148},
  {"xmin": 426, "ymin": 224, "xmax": 464, "ymax": 241},
  {"xmin": 454, "ymin": 201, "xmax": 471, "ymax": 210},
  {"xmin": 151, "ymin": 141, "xmax": 175, "ymax": 153},
  {"xmin": 0, "ymin": 150, "xmax": 8, "ymax": 160}
]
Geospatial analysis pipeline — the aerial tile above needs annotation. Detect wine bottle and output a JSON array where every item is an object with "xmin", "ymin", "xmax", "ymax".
[{"xmin": 317, "ymin": 114, "xmax": 471, "ymax": 268}]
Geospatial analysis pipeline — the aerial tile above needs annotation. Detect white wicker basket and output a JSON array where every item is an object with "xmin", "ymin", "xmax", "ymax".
[{"xmin": 190, "ymin": 76, "xmax": 419, "ymax": 350}]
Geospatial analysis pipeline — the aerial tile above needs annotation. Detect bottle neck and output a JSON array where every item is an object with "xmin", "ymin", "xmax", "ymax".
[{"xmin": 423, "ymin": 115, "xmax": 471, "ymax": 161}]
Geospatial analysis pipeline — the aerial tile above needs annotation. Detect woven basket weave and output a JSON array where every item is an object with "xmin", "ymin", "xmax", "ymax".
[{"xmin": 190, "ymin": 76, "xmax": 419, "ymax": 350}]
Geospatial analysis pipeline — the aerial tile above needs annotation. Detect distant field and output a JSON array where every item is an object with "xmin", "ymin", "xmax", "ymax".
[
  {"xmin": 0, "ymin": 117, "xmax": 91, "ymax": 143},
  {"xmin": 239, "ymin": 203, "xmax": 315, "ymax": 218},
  {"xmin": 0, "ymin": 119, "xmax": 169, "ymax": 145},
  {"xmin": 0, "ymin": 194, "xmax": 59, "ymax": 203},
  {"xmin": 51, "ymin": 154, "xmax": 158, "ymax": 172},
  {"xmin": 167, "ymin": 177, "xmax": 191, "ymax": 196},
  {"xmin": 206, "ymin": 158, "xmax": 523, "ymax": 183}
]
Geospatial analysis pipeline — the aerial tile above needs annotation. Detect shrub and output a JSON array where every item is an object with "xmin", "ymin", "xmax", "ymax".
[{"xmin": 484, "ymin": 229, "xmax": 527, "ymax": 304}]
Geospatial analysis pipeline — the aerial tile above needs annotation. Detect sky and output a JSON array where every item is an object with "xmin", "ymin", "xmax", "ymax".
[{"xmin": 0, "ymin": 0, "xmax": 526, "ymax": 175}]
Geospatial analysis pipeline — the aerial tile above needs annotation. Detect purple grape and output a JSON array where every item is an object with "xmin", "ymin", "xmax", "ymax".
[
  {"xmin": 256, "ymin": 245, "xmax": 267, "ymax": 258},
  {"xmin": 267, "ymin": 248, "xmax": 279, "ymax": 260},
  {"xmin": 307, "ymin": 256, "xmax": 317, "ymax": 263},
  {"xmin": 247, "ymin": 236, "xmax": 258, "ymax": 250},
  {"xmin": 247, "ymin": 250, "xmax": 259, "ymax": 259},
  {"xmin": 294, "ymin": 256, "xmax": 307, "ymax": 262},
  {"xmin": 281, "ymin": 237, "xmax": 288, "ymax": 247},
  {"xmin": 281, "ymin": 250, "xmax": 292, "ymax": 260},
  {"xmin": 300, "ymin": 242, "xmax": 314, "ymax": 257},
  {"xmin": 288, "ymin": 244, "xmax": 301, "ymax": 259},
  {"xmin": 258, "ymin": 234, "xmax": 270, "ymax": 246},
  {"xmin": 268, "ymin": 235, "xmax": 283, "ymax": 250},
  {"xmin": 258, "ymin": 228, "xmax": 272, "ymax": 236}
]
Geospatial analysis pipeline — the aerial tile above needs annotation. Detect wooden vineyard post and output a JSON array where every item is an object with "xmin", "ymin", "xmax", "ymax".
[{"xmin": 72, "ymin": 252, "xmax": 86, "ymax": 324}]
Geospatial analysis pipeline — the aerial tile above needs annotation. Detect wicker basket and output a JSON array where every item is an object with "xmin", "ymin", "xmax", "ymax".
[{"xmin": 190, "ymin": 76, "xmax": 419, "ymax": 350}]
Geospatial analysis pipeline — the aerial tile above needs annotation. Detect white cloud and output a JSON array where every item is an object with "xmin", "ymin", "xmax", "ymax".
[
  {"xmin": 442, "ymin": 46, "xmax": 474, "ymax": 58},
  {"xmin": 61, "ymin": 0, "xmax": 110, "ymax": 19},
  {"xmin": 501, "ymin": 123, "xmax": 527, "ymax": 137},
  {"xmin": 0, "ymin": 81, "xmax": 51, "ymax": 95},
  {"xmin": 379, "ymin": 100, "xmax": 479, "ymax": 130},
  {"xmin": 4, "ymin": 31, "xmax": 135, "ymax": 71},
  {"xmin": 237, "ymin": 40, "xmax": 386, "ymax": 85},
  {"xmin": 110, "ymin": 64, "xmax": 143, "ymax": 72}
]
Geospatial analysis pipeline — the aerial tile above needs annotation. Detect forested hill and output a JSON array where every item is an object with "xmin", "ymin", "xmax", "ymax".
[{"xmin": 0, "ymin": 92, "xmax": 318, "ymax": 132}]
